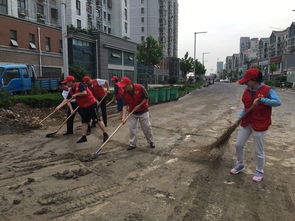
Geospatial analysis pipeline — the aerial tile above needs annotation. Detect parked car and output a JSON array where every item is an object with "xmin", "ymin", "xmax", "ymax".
[{"xmin": 0, "ymin": 64, "xmax": 60, "ymax": 94}]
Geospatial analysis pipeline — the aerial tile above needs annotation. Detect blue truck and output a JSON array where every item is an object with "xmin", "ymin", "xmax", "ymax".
[{"xmin": 0, "ymin": 64, "xmax": 60, "ymax": 94}]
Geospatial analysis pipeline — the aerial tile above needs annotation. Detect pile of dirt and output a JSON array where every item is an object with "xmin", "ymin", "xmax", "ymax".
[
  {"xmin": 0, "ymin": 103, "xmax": 65, "ymax": 135},
  {"xmin": 52, "ymin": 168, "xmax": 91, "ymax": 180}
]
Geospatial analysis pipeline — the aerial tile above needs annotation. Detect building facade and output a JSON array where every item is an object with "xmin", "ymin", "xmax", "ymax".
[
  {"xmin": 130, "ymin": 0, "xmax": 178, "ymax": 58},
  {"xmin": 67, "ymin": 31, "xmax": 137, "ymax": 81},
  {"xmin": 0, "ymin": 14, "xmax": 63, "ymax": 77},
  {"xmin": 216, "ymin": 61, "xmax": 223, "ymax": 73}
]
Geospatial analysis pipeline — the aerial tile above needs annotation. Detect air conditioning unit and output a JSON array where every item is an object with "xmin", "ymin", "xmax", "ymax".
[{"xmin": 37, "ymin": 13, "xmax": 46, "ymax": 22}]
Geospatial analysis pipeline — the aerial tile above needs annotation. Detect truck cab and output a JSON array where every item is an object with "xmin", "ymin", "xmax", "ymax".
[{"xmin": 0, "ymin": 64, "xmax": 36, "ymax": 93}]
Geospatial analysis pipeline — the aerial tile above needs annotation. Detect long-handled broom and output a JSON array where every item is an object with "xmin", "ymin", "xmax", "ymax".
[
  {"xmin": 46, "ymin": 106, "xmax": 79, "ymax": 137},
  {"xmin": 207, "ymin": 102, "xmax": 258, "ymax": 150},
  {"xmin": 95, "ymin": 109, "xmax": 136, "ymax": 155},
  {"xmin": 39, "ymin": 98, "xmax": 73, "ymax": 125}
]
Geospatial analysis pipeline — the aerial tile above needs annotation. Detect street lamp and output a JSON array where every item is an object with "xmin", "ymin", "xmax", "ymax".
[
  {"xmin": 194, "ymin": 31, "xmax": 207, "ymax": 61},
  {"xmin": 202, "ymin": 52, "xmax": 209, "ymax": 65}
]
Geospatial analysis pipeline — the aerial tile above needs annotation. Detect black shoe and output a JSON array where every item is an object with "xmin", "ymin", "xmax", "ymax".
[
  {"xmin": 76, "ymin": 136, "xmax": 87, "ymax": 143},
  {"xmin": 149, "ymin": 142, "xmax": 155, "ymax": 148},
  {"xmin": 63, "ymin": 132, "xmax": 73, "ymax": 136},
  {"xmin": 103, "ymin": 132, "xmax": 109, "ymax": 143},
  {"xmin": 127, "ymin": 145, "xmax": 136, "ymax": 151}
]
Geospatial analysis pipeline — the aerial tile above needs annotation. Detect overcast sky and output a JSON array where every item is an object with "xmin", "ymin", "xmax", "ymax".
[{"xmin": 178, "ymin": 0, "xmax": 295, "ymax": 73}]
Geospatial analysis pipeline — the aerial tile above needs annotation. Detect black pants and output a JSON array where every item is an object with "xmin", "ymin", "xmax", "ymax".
[
  {"xmin": 67, "ymin": 102, "xmax": 78, "ymax": 133},
  {"xmin": 92, "ymin": 98, "xmax": 107, "ymax": 126}
]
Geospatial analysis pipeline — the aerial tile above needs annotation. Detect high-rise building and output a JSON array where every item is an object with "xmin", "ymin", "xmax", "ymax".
[
  {"xmin": 130, "ymin": 0, "xmax": 178, "ymax": 57},
  {"xmin": 216, "ymin": 61, "xmax": 223, "ymax": 73},
  {"xmin": 67, "ymin": 0, "xmax": 130, "ymax": 37}
]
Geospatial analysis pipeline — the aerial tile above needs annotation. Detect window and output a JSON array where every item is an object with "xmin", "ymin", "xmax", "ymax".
[
  {"xmin": 141, "ymin": 0, "xmax": 144, "ymax": 4},
  {"xmin": 77, "ymin": 19, "xmax": 81, "ymax": 28},
  {"xmin": 103, "ymin": 11, "xmax": 106, "ymax": 20},
  {"xmin": 3, "ymin": 69, "xmax": 20, "ymax": 85},
  {"xmin": 29, "ymin": 34, "xmax": 36, "ymax": 49},
  {"xmin": 124, "ymin": 9, "xmax": 127, "ymax": 20},
  {"xmin": 104, "ymin": 26, "xmax": 107, "ymax": 32},
  {"xmin": 141, "ymin": 7, "xmax": 144, "ymax": 14},
  {"xmin": 141, "ymin": 17, "xmax": 144, "ymax": 23},
  {"xmin": 21, "ymin": 68, "xmax": 29, "ymax": 78},
  {"xmin": 124, "ymin": 22, "xmax": 128, "ymax": 33},
  {"xmin": 51, "ymin": 8, "xmax": 58, "ymax": 23},
  {"xmin": 103, "ymin": 0, "xmax": 106, "ymax": 4},
  {"xmin": 124, "ymin": 0, "xmax": 127, "ymax": 7},
  {"xmin": 17, "ymin": 0, "xmax": 25, "ymax": 9},
  {"xmin": 76, "ymin": 0, "xmax": 81, "ymax": 15},
  {"xmin": 37, "ymin": 3, "xmax": 44, "ymax": 15},
  {"xmin": 108, "ymin": 27, "xmax": 111, "ymax": 34},
  {"xmin": 45, "ymin": 37, "xmax": 51, "ymax": 51},
  {"xmin": 107, "ymin": 13, "xmax": 111, "ymax": 21},
  {"xmin": 141, "ymin": 36, "xmax": 145, "ymax": 41},
  {"xmin": 10, "ymin": 30, "xmax": 18, "ymax": 47},
  {"xmin": 141, "ymin": 27, "xmax": 144, "ymax": 32},
  {"xmin": 0, "ymin": 0, "xmax": 8, "ymax": 14}
]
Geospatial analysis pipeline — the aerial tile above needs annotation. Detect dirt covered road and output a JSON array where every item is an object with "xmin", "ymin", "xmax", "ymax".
[{"xmin": 0, "ymin": 83, "xmax": 294, "ymax": 221}]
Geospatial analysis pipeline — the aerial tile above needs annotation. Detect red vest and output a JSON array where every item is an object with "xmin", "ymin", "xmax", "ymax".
[
  {"xmin": 88, "ymin": 79, "xmax": 106, "ymax": 99},
  {"xmin": 123, "ymin": 84, "xmax": 148, "ymax": 113},
  {"xmin": 70, "ymin": 83, "xmax": 96, "ymax": 108},
  {"xmin": 241, "ymin": 84, "xmax": 272, "ymax": 131},
  {"xmin": 115, "ymin": 82, "xmax": 124, "ymax": 99}
]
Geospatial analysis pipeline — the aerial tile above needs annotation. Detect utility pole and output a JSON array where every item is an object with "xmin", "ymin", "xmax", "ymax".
[
  {"xmin": 194, "ymin": 31, "xmax": 207, "ymax": 61},
  {"xmin": 61, "ymin": 0, "xmax": 69, "ymax": 77},
  {"xmin": 202, "ymin": 52, "xmax": 209, "ymax": 65}
]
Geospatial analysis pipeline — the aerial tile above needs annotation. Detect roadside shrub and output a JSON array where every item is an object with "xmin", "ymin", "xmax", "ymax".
[{"xmin": 0, "ymin": 91, "xmax": 115, "ymax": 108}]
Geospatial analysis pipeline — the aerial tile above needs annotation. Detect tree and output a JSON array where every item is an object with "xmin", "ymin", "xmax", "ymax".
[
  {"xmin": 69, "ymin": 64, "xmax": 88, "ymax": 82},
  {"xmin": 137, "ymin": 36, "xmax": 163, "ymax": 87},
  {"xmin": 180, "ymin": 52, "xmax": 194, "ymax": 80},
  {"xmin": 194, "ymin": 59, "xmax": 206, "ymax": 80}
]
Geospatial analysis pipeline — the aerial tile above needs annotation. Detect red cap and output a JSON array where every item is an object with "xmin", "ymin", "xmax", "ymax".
[
  {"xmin": 111, "ymin": 76, "xmax": 119, "ymax": 81},
  {"xmin": 61, "ymin": 75, "xmax": 75, "ymax": 84},
  {"xmin": 117, "ymin": 77, "xmax": 131, "ymax": 87},
  {"xmin": 238, "ymin": 68, "xmax": 260, "ymax": 84},
  {"xmin": 83, "ymin": 76, "xmax": 91, "ymax": 83}
]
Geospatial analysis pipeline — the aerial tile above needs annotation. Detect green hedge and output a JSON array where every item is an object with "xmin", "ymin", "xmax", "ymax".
[
  {"xmin": 0, "ymin": 91, "xmax": 115, "ymax": 108},
  {"xmin": 0, "ymin": 93, "xmax": 63, "ymax": 108}
]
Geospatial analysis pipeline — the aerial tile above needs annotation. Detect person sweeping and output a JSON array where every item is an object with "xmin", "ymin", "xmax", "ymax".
[
  {"xmin": 55, "ymin": 81, "xmax": 78, "ymax": 135},
  {"xmin": 83, "ymin": 76, "xmax": 109, "ymax": 127},
  {"xmin": 59, "ymin": 76, "xmax": 109, "ymax": 143},
  {"xmin": 230, "ymin": 68, "xmax": 281, "ymax": 182},
  {"xmin": 118, "ymin": 77, "xmax": 155, "ymax": 151}
]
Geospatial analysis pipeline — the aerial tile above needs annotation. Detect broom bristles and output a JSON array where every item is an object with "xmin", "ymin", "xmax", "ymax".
[{"xmin": 207, "ymin": 123, "xmax": 238, "ymax": 150}]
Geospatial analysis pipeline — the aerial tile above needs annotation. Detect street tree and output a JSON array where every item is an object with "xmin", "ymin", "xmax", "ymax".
[
  {"xmin": 69, "ymin": 64, "xmax": 88, "ymax": 82},
  {"xmin": 194, "ymin": 59, "xmax": 206, "ymax": 80},
  {"xmin": 137, "ymin": 36, "xmax": 163, "ymax": 87},
  {"xmin": 180, "ymin": 52, "xmax": 194, "ymax": 80}
]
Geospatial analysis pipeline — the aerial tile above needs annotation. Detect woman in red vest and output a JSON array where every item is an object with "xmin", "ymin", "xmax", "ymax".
[
  {"xmin": 83, "ymin": 76, "xmax": 109, "ymax": 127},
  {"xmin": 59, "ymin": 76, "xmax": 109, "ymax": 143},
  {"xmin": 118, "ymin": 77, "xmax": 155, "ymax": 151},
  {"xmin": 230, "ymin": 68, "xmax": 281, "ymax": 182}
]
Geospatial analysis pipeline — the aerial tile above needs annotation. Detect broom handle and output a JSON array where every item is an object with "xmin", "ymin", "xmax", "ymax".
[
  {"xmin": 239, "ymin": 99, "xmax": 261, "ymax": 121},
  {"xmin": 55, "ymin": 106, "xmax": 79, "ymax": 132},
  {"xmin": 39, "ymin": 98, "xmax": 73, "ymax": 124},
  {"xmin": 95, "ymin": 109, "xmax": 136, "ymax": 154}
]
